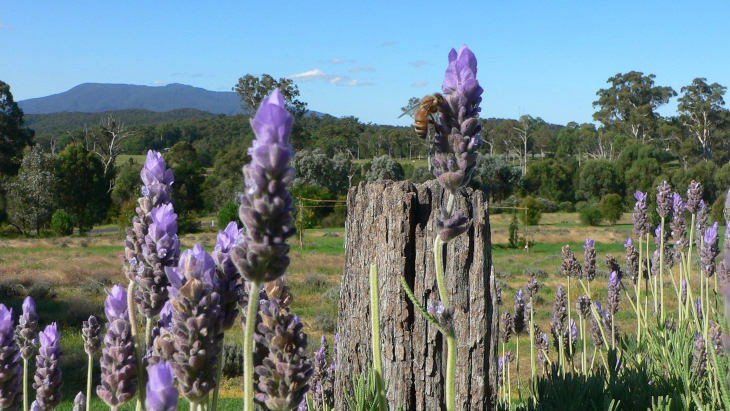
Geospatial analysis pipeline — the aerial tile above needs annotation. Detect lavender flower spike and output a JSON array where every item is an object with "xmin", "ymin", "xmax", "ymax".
[
  {"xmin": 212, "ymin": 221, "xmax": 244, "ymax": 331},
  {"xmin": 72, "ymin": 392, "xmax": 85, "ymax": 411},
  {"xmin": 607, "ymin": 271, "xmax": 621, "ymax": 315},
  {"xmin": 513, "ymin": 290, "xmax": 526, "ymax": 334},
  {"xmin": 656, "ymin": 181, "xmax": 673, "ymax": 219},
  {"xmin": 633, "ymin": 191, "xmax": 650, "ymax": 237},
  {"xmin": 82, "ymin": 315, "xmax": 101, "ymax": 355},
  {"xmin": 34, "ymin": 323, "xmax": 62, "ymax": 410},
  {"xmin": 16, "ymin": 296, "xmax": 39, "ymax": 360},
  {"xmin": 686, "ymin": 181, "xmax": 702, "ymax": 214},
  {"xmin": 145, "ymin": 361, "xmax": 179, "ymax": 411},
  {"xmin": 671, "ymin": 192, "xmax": 688, "ymax": 259},
  {"xmin": 432, "ymin": 45, "xmax": 483, "ymax": 193},
  {"xmin": 140, "ymin": 150, "xmax": 175, "ymax": 205},
  {"xmin": 701, "ymin": 222, "xmax": 720, "ymax": 278},
  {"xmin": 104, "ymin": 284, "xmax": 128, "ymax": 323},
  {"xmin": 97, "ymin": 292, "xmax": 138, "ymax": 409},
  {"xmin": 232, "ymin": 89, "xmax": 296, "ymax": 284},
  {"xmin": 583, "ymin": 240, "xmax": 596, "ymax": 281},
  {"xmin": 0, "ymin": 304, "xmax": 22, "ymax": 411}
]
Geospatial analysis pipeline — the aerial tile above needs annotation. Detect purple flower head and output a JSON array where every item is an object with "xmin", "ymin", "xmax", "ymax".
[
  {"xmin": 584, "ymin": 238, "xmax": 595, "ymax": 250},
  {"xmin": 431, "ymin": 45, "xmax": 483, "ymax": 192},
  {"xmin": 696, "ymin": 297, "xmax": 704, "ymax": 324},
  {"xmin": 20, "ymin": 296, "xmax": 38, "ymax": 326},
  {"xmin": 701, "ymin": 222, "xmax": 720, "ymax": 278},
  {"xmin": 435, "ymin": 208, "xmax": 470, "ymax": 242},
  {"xmin": 525, "ymin": 276, "xmax": 540, "ymax": 297},
  {"xmin": 633, "ymin": 191, "xmax": 650, "ymax": 237},
  {"xmin": 39, "ymin": 323, "xmax": 60, "ymax": 350},
  {"xmin": 146, "ymin": 361, "xmax": 179, "ymax": 411},
  {"xmin": 232, "ymin": 89, "xmax": 297, "ymax": 284},
  {"xmin": 215, "ymin": 221, "xmax": 244, "ymax": 255},
  {"xmin": 624, "ymin": 238, "xmax": 633, "ymax": 248},
  {"xmin": 31, "ymin": 401, "xmax": 40, "ymax": 411},
  {"xmin": 607, "ymin": 271, "xmax": 621, "ymax": 314},
  {"xmin": 73, "ymin": 392, "xmax": 86, "ymax": 411},
  {"xmin": 681, "ymin": 279, "xmax": 688, "ymax": 305},
  {"xmin": 16, "ymin": 296, "xmax": 39, "ymax": 361},
  {"xmin": 159, "ymin": 301, "xmax": 173, "ymax": 331},
  {"xmin": 0, "ymin": 304, "xmax": 21, "ymax": 411},
  {"xmin": 561, "ymin": 245, "xmax": 582, "ymax": 279},
  {"xmin": 104, "ymin": 285, "xmax": 128, "ymax": 323},
  {"xmin": 576, "ymin": 295, "xmax": 591, "ymax": 317},
  {"xmin": 35, "ymin": 323, "xmax": 62, "ymax": 410},
  {"xmin": 427, "ymin": 300, "xmax": 446, "ymax": 317},
  {"xmin": 165, "ymin": 244, "xmax": 216, "ymax": 292},
  {"xmin": 656, "ymin": 181, "xmax": 673, "ymax": 219},
  {"xmin": 672, "ymin": 193, "xmax": 684, "ymax": 213},
  {"xmin": 0, "ymin": 304, "xmax": 13, "ymax": 336},
  {"xmin": 513, "ymin": 289, "xmax": 526, "ymax": 333},
  {"xmin": 670, "ymin": 193, "xmax": 688, "ymax": 259},
  {"xmin": 141, "ymin": 150, "xmax": 175, "ymax": 205},
  {"xmin": 500, "ymin": 312, "xmax": 514, "ymax": 343},
  {"xmin": 582, "ymin": 240, "xmax": 596, "ymax": 281},
  {"xmin": 686, "ymin": 181, "xmax": 702, "ymax": 214}
]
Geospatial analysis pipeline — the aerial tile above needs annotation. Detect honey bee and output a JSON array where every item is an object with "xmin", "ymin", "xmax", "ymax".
[{"xmin": 399, "ymin": 94, "xmax": 444, "ymax": 138}]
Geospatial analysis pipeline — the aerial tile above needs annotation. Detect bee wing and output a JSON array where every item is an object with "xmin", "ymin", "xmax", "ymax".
[{"xmin": 398, "ymin": 102, "xmax": 420, "ymax": 118}]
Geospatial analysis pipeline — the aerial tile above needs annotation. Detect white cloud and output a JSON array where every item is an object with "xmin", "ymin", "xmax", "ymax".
[
  {"xmin": 324, "ymin": 58, "xmax": 355, "ymax": 64},
  {"xmin": 288, "ymin": 68, "xmax": 333, "ymax": 82},
  {"xmin": 0, "ymin": 22, "xmax": 12, "ymax": 30},
  {"xmin": 152, "ymin": 80, "xmax": 168, "ymax": 85},
  {"xmin": 349, "ymin": 66, "xmax": 374, "ymax": 73},
  {"xmin": 410, "ymin": 60, "xmax": 431, "ymax": 68},
  {"xmin": 412, "ymin": 81, "xmax": 428, "ymax": 88},
  {"xmin": 380, "ymin": 41, "xmax": 397, "ymax": 47},
  {"xmin": 346, "ymin": 79, "xmax": 375, "ymax": 87}
]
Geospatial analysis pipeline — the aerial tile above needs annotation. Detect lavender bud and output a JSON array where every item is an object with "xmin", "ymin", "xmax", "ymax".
[
  {"xmin": 513, "ymin": 290, "xmax": 526, "ymax": 334},
  {"xmin": 561, "ymin": 245, "xmax": 582, "ymax": 279},
  {"xmin": 633, "ymin": 191, "xmax": 651, "ymax": 237},
  {"xmin": 264, "ymin": 276, "xmax": 294, "ymax": 309},
  {"xmin": 496, "ymin": 283, "xmax": 502, "ymax": 306},
  {"xmin": 624, "ymin": 238, "xmax": 639, "ymax": 284},
  {"xmin": 97, "ymin": 312, "xmax": 137, "ymax": 408},
  {"xmin": 72, "ymin": 392, "xmax": 85, "ymax": 411},
  {"xmin": 232, "ymin": 89, "xmax": 297, "ymax": 284},
  {"xmin": 140, "ymin": 150, "xmax": 175, "ymax": 205},
  {"xmin": 497, "ymin": 352, "xmax": 514, "ymax": 387},
  {"xmin": 590, "ymin": 302, "xmax": 604, "ymax": 350},
  {"xmin": 104, "ymin": 284, "xmax": 128, "ymax": 323},
  {"xmin": 582, "ymin": 240, "xmax": 596, "ymax": 281},
  {"xmin": 212, "ymin": 221, "xmax": 245, "ymax": 331},
  {"xmin": 30, "ymin": 402, "xmax": 40, "ymax": 411},
  {"xmin": 606, "ymin": 271, "xmax": 621, "ymax": 315},
  {"xmin": 34, "ymin": 323, "xmax": 62, "ymax": 410},
  {"xmin": 534, "ymin": 324, "xmax": 550, "ymax": 369},
  {"xmin": 686, "ymin": 180, "xmax": 702, "ymax": 214},
  {"xmin": 671, "ymin": 193, "xmax": 688, "ymax": 259},
  {"xmin": 692, "ymin": 334, "xmax": 707, "ymax": 379},
  {"xmin": 146, "ymin": 361, "xmax": 179, "ymax": 411},
  {"xmin": 0, "ymin": 305, "xmax": 22, "ymax": 411},
  {"xmin": 701, "ymin": 222, "xmax": 719, "ymax": 278},
  {"xmin": 253, "ymin": 299, "xmax": 313, "ymax": 410},
  {"xmin": 500, "ymin": 312, "xmax": 514, "ymax": 343},
  {"xmin": 696, "ymin": 200, "xmax": 708, "ymax": 248},
  {"xmin": 82, "ymin": 315, "xmax": 102, "ymax": 355},
  {"xmin": 427, "ymin": 300, "xmax": 455, "ymax": 331},
  {"xmin": 605, "ymin": 255, "xmax": 623, "ymax": 281},
  {"xmin": 436, "ymin": 208, "xmax": 470, "ymax": 242},
  {"xmin": 656, "ymin": 181, "xmax": 673, "ymax": 219},
  {"xmin": 696, "ymin": 298, "xmax": 703, "ymax": 324},
  {"xmin": 709, "ymin": 321, "xmax": 724, "ymax": 358},
  {"xmin": 719, "ymin": 260, "xmax": 730, "ymax": 288},
  {"xmin": 16, "ymin": 296, "xmax": 39, "ymax": 361},
  {"xmin": 575, "ymin": 295, "xmax": 591, "ymax": 318},
  {"xmin": 681, "ymin": 279, "xmax": 688, "ymax": 306},
  {"xmin": 553, "ymin": 285, "xmax": 567, "ymax": 326},
  {"xmin": 309, "ymin": 335, "xmax": 334, "ymax": 409},
  {"xmin": 525, "ymin": 276, "xmax": 539, "ymax": 298}
]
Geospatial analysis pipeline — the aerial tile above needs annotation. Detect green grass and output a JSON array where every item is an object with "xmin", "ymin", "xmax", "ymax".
[{"xmin": 116, "ymin": 154, "xmax": 147, "ymax": 166}]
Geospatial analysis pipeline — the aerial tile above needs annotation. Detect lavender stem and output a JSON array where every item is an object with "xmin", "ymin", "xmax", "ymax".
[
  {"xmin": 127, "ymin": 280, "xmax": 146, "ymax": 411},
  {"xmin": 242, "ymin": 279, "xmax": 261, "ymax": 411}
]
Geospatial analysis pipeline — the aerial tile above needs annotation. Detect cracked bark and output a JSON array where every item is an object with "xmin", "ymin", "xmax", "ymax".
[{"xmin": 335, "ymin": 179, "xmax": 498, "ymax": 411}]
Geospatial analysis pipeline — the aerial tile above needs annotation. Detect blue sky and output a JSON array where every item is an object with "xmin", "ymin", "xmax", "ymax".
[{"xmin": 2, "ymin": 1, "xmax": 730, "ymax": 126}]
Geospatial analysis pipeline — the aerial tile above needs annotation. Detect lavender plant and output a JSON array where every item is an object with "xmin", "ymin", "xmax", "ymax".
[
  {"xmin": 72, "ymin": 393, "xmax": 85, "ymax": 411},
  {"xmin": 33, "ymin": 323, "xmax": 62, "ymax": 411},
  {"xmin": 0, "ymin": 304, "xmax": 22, "ymax": 411},
  {"xmin": 15, "ymin": 297, "xmax": 38, "ymax": 411},
  {"xmin": 81, "ymin": 315, "xmax": 101, "ymax": 411},
  {"xmin": 145, "ymin": 361, "xmax": 178, "ymax": 411}
]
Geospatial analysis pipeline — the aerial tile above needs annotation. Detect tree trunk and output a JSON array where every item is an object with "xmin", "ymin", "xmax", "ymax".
[{"xmin": 335, "ymin": 180, "xmax": 498, "ymax": 411}]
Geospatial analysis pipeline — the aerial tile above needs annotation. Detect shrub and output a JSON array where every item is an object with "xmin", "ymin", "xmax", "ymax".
[
  {"xmin": 62, "ymin": 297, "xmax": 104, "ymax": 327},
  {"xmin": 525, "ymin": 268, "xmax": 549, "ymax": 279},
  {"xmin": 537, "ymin": 198, "xmax": 558, "ymax": 213},
  {"xmin": 28, "ymin": 281, "xmax": 57, "ymax": 300},
  {"xmin": 322, "ymin": 286, "xmax": 340, "ymax": 304},
  {"xmin": 217, "ymin": 201, "xmax": 241, "ymax": 229},
  {"xmin": 599, "ymin": 193, "xmax": 623, "ymax": 225},
  {"xmin": 50, "ymin": 209, "xmax": 74, "ymax": 236},
  {"xmin": 401, "ymin": 163, "xmax": 414, "ymax": 180},
  {"xmin": 221, "ymin": 343, "xmax": 244, "ymax": 378},
  {"xmin": 320, "ymin": 213, "xmax": 346, "ymax": 228},
  {"xmin": 0, "ymin": 279, "xmax": 26, "ymax": 298},
  {"xmin": 116, "ymin": 201, "xmax": 137, "ymax": 235},
  {"xmin": 178, "ymin": 210, "xmax": 200, "ymax": 234},
  {"xmin": 519, "ymin": 196, "xmax": 542, "ymax": 226},
  {"xmin": 411, "ymin": 166, "xmax": 432, "ymax": 184},
  {"xmin": 711, "ymin": 192, "xmax": 726, "ymax": 225},
  {"xmin": 303, "ymin": 276, "xmax": 327, "ymax": 289},
  {"xmin": 558, "ymin": 201, "xmax": 575, "ymax": 212},
  {"xmin": 508, "ymin": 212, "xmax": 519, "ymax": 248},
  {"xmin": 313, "ymin": 311, "xmax": 337, "ymax": 333},
  {"xmin": 365, "ymin": 156, "xmax": 405, "ymax": 181},
  {"xmin": 579, "ymin": 205, "xmax": 603, "ymax": 226}
]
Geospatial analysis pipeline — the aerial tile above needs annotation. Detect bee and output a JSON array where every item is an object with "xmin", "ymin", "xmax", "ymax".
[{"xmin": 399, "ymin": 93, "xmax": 445, "ymax": 138}]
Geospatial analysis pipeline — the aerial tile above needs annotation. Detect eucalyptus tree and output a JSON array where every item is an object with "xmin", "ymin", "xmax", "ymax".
[{"xmin": 677, "ymin": 77, "xmax": 727, "ymax": 161}]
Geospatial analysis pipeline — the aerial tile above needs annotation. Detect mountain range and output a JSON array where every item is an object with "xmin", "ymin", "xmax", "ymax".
[{"xmin": 18, "ymin": 83, "xmax": 245, "ymax": 115}]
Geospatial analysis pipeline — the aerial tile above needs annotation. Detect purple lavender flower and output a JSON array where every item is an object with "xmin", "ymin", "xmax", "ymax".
[
  {"xmin": 513, "ymin": 290, "xmax": 526, "ymax": 334},
  {"xmin": 692, "ymin": 334, "xmax": 707, "ymax": 378},
  {"xmin": 624, "ymin": 238, "xmax": 639, "ymax": 284},
  {"xmin": 435, "ymin": 208, "xmax": 470, "ymax": 243},
  {"xmin": 496, "ymin": 283, "xmax": 502, "ymax": 306},
  {"xmin": 427, "ymin": 300, "xmax": 455, "ymax": 331},
  {"xmin": 696, "ymin": 298, "xmax": 703, "ymax": 324},
  {"xmin": 583, "ymin": 240, "xmax": 596, "ymax": 281},
  {"xmin": 104, "ymin": 284, "xmax": 128, "ymax": 323},
  {"xmin": 681, "ymin": 279, "xmax": 688, "ymax": 306},
  {"xmin": 575, "ymin": 295, "xmax": 591, "ymax": 318},
  {"xmin": 212, "ymin": 221, "xmax": 244, "ymax": 331},
  {"xmin": 709, "ymin": 320, "xmax": 724, "ymax": 358},
  {"xmin": 431, "ymin": 45, "xmax": 483, "ymax": 193},
  {"xmin": 607, "ymin": 271, "xmax": 621, "ymax": 315},
  {"xmin": 696, "ymin": 200, "xmax": 708, "ymax": 248},
  {"xmin": 500, "ymin": 312, "xmax": 514, "ymax": 343},
  {"xmin": 164, "ymin": 244, "xmax": 222, "ymax": 402},
  {"xmin": 0, "ymin": 304, "xmax": 21, "ymax": 411},
  {"xmin": 650, "ymin": 250, "xmax": 660, "ymax": 278},
  {"xmin": 525, "ymin": 276, "xmax": 539, "ymax": 298},
  {"xmin": 30, "ymin": 401, "xmax": 40, "ymax": 411},
  {"xmin": 264, "ymin": 276, "xmax": 293, "ymax": 309},
  {"xmin": 232, "ymin": 89, "xmax": 297, "ymax": 284},
  {"xmin": 309, "ymin": 335, "xmax": 334, "ymax": 410},
  {"xmin": 701, "ymin": 222, "xmax": 719, "ymax": 278},
  {"xmin": 553, "ymin": 285, "xmax": 567, "ymax": 326},
  {"xmin": 671, "ymin": 193, "xmax": 687, "ymax": 261},
  {"xmin": 34, "ymin": 323, "xmax": 62, "ymax": 410},
  {"xmin": 534, "ymin": 325, "xmax": 550, "ymax": 369},
  {"xmin": 656, "ymin": 181, "xmax": 673, "ymax": 219},
  {"xmin": 497, "ymin": 352, "xmax": 514, "ymax": 387},
  {"xmin": 82, "ymin": 315, "xmax": 101, "ymax": 355},
  {"xmin": 140, "ymin": 150, "xmax": 175, "ymax": 205},
  {"xmin": 145, "ymin": 361, "xmax": 179, "ymax": 411},
  {"xmin": 561, "ymin": 245, "xmax": 582, "ymax": 279},
  {"xmin": 253, "ymin": 299, "xmax": 313, "ymax": 410},
  {"xmin": 633, "ymin": 191, "xmax": 651, "ymax": 237},
  {"xmin": 686, "ymin": 181, "xmax": 702, "ymax": 214},
  {"xmin": 590, "ymin": 302, "xmax": 604, "ymax": 349},
  {"xmin": 72, "ymin": 392, "xmax": 85, "ymax": 411},
  {"xmin": 97, "ymin": 293, "xmax": 137, "ymax": 409},
  {"xmin": 16, "ymin": 296, "xmax": 39, "ymax": 360}
]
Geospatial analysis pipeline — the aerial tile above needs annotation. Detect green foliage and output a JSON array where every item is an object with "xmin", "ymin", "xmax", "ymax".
[
  {"xmin": 345, "ymin": 368, "xmax": 401, "ymax": 411},
  {"xmin": 0, "ymin": 80, "xmax": 35, "ymax": 176},
  {"xmin": 233, "ymin": 73, "xmax": 307, "ymax": 117},
  {"xmin": 577, "ymin": 160, "xmax": 624, "ymax": 202},
  {"xmin": 6, "ymin": 145, "xmax": 56, "ymax": 235},
  {"xmin": 55, "ymin": 144, "xmax": 111, "ymax": 233},
  {"xmin": 677, "ymin": 78, "xmax": 727, "ymax": 160},
  {"xmin": 291, "ymin": 185, "xmax": 333, "ymax": 229},
  {"xmin": 520, "ymin": 196, "xmax": 542, "ymax": 226},
  {"xmin": 221, "ymin": 343, "xmax": 243, "ymax": 378},
  {"xmin": 172, "ymin": 162, "xmax": 206, "ymax": 214},
  {"xmin": 217, "ymin": 201, "xmax": 241, "ymax": 229},
  {"xmin": 522, "ymin": 159, "xmax": 575, "ymax": 203},
  {"xmin": 508, "ymin": 212, "xmax": 519, "ymax": 248},
  {"xmin": 410, "ymin": 166, "xmax": 432, "ymax": 184},
  {"xmin": 204, "ymin": 144, "xmax": 248, "ymax": 211},
  {"xmin": 177, "ymin": 210, "xmax": 200, "ymax": 234},
  {"xmin": 672, "ymin": 161, "xmax": 718, "ymax": 205},
  {"xmin": 50, "ymin": 209, "xmax": 74, "ymax": 236},
  {"xmin": 116, "ymin": 201, "xmax": 137, "ymax": 234},
  {"xmin": 164, "ymin": 140, "xmax": 198, "ymax": 168},
  {"xmin": 516, "ymin": 365, "xmax": 617, "ymax": 411},
  {"xmin": 291, "ymin": 150, "xmax": 350, "ymax": 195},
  {"xmin": 472, "ymin": 154, "xmax": 522, "ymax": 202},
  {"xmin": 711, "ymin": 193, "xmax": 726, "ymax": 225},
  {"xmin": 579, "ymin": 204, "xmax": 603, "ymax": 226},
  {"xmin": 111, "ymin": 158, "xmax": 143, "ymax": 211},
  {"xmin": 366, "ymin": 156, "xmax": 405, "ymax": 182},
  {"xmin": 714, "ymin": 163, "xmax": 730, "ymax": 196},
  {"xmin": 599, "ymin": 194, "xmax": 623, "ymax": 225}
]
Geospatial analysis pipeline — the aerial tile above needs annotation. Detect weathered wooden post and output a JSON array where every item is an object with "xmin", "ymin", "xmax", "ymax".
[{"xmin": 335, "ymin": 179, "xmax": 498, "ymax": 410}]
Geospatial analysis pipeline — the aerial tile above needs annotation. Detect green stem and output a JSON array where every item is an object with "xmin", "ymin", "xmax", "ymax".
[
  {"xmin": 580, "ymin": 316, "xmax": 586, "ymax": 374},
  {"xmin": 23, "ymin": 358, "xmax": 28, "ymax": 411},
  {"xmin": 529, "ymin": 296, "xmax": 535, "ymax": 381},
  {"xmin": 127, "ymin": 281, "xmax": 146, "ymax": 411},
  {"xmin": 446, "ymin": 332, "xmax": 457, "ymax": 411},
  {"xmin": 370, "ymin": 264, "xmax": 387, "ymax": 411},
  {"xmin": 86, "ymin": 353, "xmax": 93, "ymax": 411},
  {"xmin": 243, "ymin": 279, "xmax": 261, "ymax": 411},
  {"xmin": 660, "ymin": 216, "xmax": 665, "ymax": 323},
  {"xmin": 567, "ymin": 277, "xmax": 572, "ymax": 361},
  {"xmin": 190, "ymin": 400, "xmax": 198, "ymax": 411},
  {"xmin": 211, "ymin": 342, "xmax": 224, "ymax": 411}
]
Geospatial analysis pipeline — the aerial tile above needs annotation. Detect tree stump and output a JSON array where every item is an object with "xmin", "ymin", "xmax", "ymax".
[{"xmin": 335, "ymin": 179, "xmax": 498, "ymax": 411}]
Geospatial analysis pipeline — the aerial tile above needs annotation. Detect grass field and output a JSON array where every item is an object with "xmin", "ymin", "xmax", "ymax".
[{"xmin": 0, "ymin": 211, "xmax": 706, "ymax": 408}]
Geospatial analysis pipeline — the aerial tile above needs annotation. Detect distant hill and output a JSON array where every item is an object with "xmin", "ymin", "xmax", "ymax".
[
  {"xmin": 24, "ymin": 108, "xmax": 218, "ymax": 137},
  {"xmin": 18, "ymin": 83, "xmax": 245, "ymax": 115}
]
